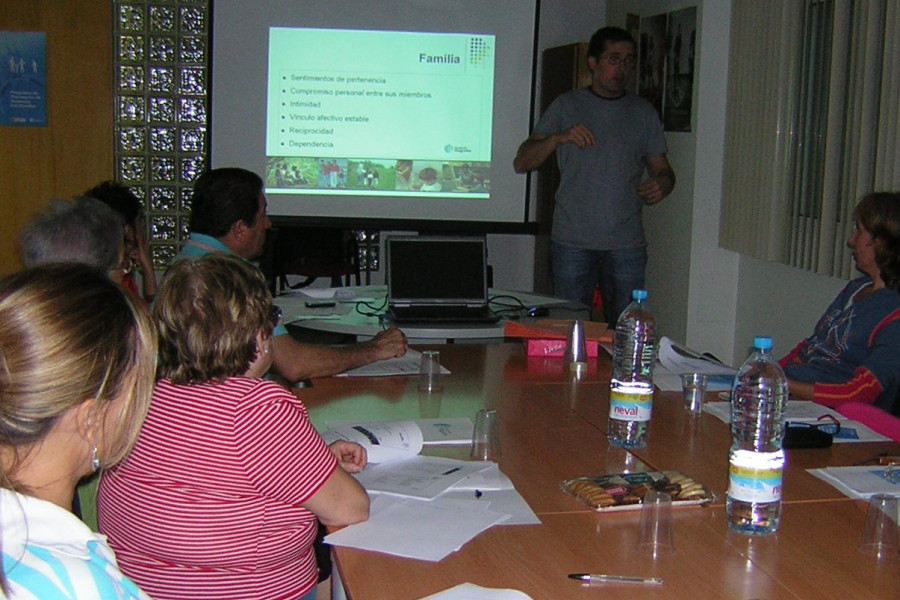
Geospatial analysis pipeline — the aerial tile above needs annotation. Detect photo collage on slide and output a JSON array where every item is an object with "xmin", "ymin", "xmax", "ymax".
[{"xmin": 265, "ymin": 157, "xmax": 490, "ymax": 195}]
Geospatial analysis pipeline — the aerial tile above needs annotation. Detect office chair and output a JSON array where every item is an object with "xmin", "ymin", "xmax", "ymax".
[
  {"xmin": 271, "ymin": 226, "xmax": 361, "ymax": 293},
  {"xmin": 837, "ymin": 402, "xmax": 900, "ymax": 443}
]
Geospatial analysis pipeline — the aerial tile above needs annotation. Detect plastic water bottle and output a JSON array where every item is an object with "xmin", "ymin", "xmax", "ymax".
[
  {"xmin": 608, "ymin": 289, "xmax": 656, "ymax": 448},
  {"xmin": 726, "ymin": 336, "xmax": 788, "ymax": 535}
]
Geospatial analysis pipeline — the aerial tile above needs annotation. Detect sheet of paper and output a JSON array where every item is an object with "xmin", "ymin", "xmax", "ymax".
[
  {"xmin": 324, "ymin": 495, "xmax": 509, "ymax": 562},
  {"xmin": 654, "ymin": 365, "xmax": 734, "ymax": 392},
  {"xmin": 806, "ymin": 421, "xmax": 891, "ymax": 443},
  {"xmin": 659, "ymin": 336, "xmax": 736, "ymax": 376},
  {"xmin": 437, "ymin": 489, "xmax": 540, "ymax": 526},
  {"xmin": 279, "ymin": 287, "xmax": 374, "ymax": 302},
  {"xmin": 447, "ymin": 463, "xmax": 512, "ymax": 492},
  {"xmin": 703, "ymin": 401, "xmax": 889, "ymax": 442},
  {"xmin": 336, "ymin": 348, "xmax": 452, "ymax": 378},
  {"xmin": 610, "ymin": 336, "xmax": 735, "ymax": 392},
  {"xmin": 417, "ymin": 583, "xmax": 534, "ymax": 600},
  {"xmin": 440, "ymin": 463, "xmax": 541, "ymax": 525},
  {"xmin": 705, "ymin": 400, "xmax": 842, "ymax": 423},
  {"xmin": 321, "ymin": 420, "xmax": 423, "ymax": 463},
  {"xmin": 327, "ymin": 418, "xmax": 474, "ymax": 445},
  {"xmin": 274, "ymin": 295, "xmax": 353, "ymax": 323},
  {"xmin": 652, "ymin": 337, "xmax": 736, "ymax": 391},
  {"xmin": 418, "ymin": 418, "xmax": 474, "ymax": 445},
  {"xmin": 354, "ymin": 455, "xmax": 492, "ymax": 499},
  {"xmin": 807, "ymin": 466, "xmax": 900, "ymax": 501}
]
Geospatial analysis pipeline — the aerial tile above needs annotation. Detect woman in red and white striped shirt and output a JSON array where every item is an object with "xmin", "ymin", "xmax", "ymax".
[{"xmin": 98, "ymin": 253, "xmax": 369, "ymax": 600}]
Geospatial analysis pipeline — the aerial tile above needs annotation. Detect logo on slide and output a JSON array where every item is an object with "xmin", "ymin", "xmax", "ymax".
[
  {"xmin": 468, "ymin": 37, "xmax": 492, "ymax": 67},
  {"xmin": 444, "ymin": 144, "xmax": 472, "ymax": 154}
]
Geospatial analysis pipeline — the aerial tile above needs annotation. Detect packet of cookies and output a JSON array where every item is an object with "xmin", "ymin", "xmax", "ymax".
[{"xmin": 560, "ymin": 470, "xmax": 712, "ymax": 512}]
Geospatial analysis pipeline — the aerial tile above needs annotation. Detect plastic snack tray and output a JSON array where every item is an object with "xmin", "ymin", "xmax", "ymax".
[{"xmin": 560, "ymin": 470, "xmax": 714, "ymax": 512}]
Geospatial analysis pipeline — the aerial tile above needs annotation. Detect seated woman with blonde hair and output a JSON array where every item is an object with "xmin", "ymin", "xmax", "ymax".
[
  {"xmin": 98, "ymin": 253, "xmax": 369, "ymax": 600},
  {"xmin": 0, "ymin": 264, "xmax": 157, "ymax": 599}
]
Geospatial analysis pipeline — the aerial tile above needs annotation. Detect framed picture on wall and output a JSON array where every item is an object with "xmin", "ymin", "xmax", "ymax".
[
  {"xmin": 638, "ymin": 13, "xmax": 666, "ymax": 119},
  {"xmin": 663, "ymin": 7, "xmax": 696, "ymax": 132}
]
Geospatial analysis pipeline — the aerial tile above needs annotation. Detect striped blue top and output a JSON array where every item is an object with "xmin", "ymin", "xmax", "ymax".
[{"xmin": 1, "ymin": 489, "xmax": 152, "ymax": 600}]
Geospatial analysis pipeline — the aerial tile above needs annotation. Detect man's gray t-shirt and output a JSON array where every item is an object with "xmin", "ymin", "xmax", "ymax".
[{"xmin": 533, "ymin": 88, "xmax": 667, "ymax": 250}]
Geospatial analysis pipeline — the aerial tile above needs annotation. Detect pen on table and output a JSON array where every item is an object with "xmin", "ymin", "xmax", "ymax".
[
  {"xmin": 568, "ymin": 573, "xmax": 663, "ymax": 585},
  {"xmin": 441, "ymin": 467, "xmax": 461, "ymax": 475}
]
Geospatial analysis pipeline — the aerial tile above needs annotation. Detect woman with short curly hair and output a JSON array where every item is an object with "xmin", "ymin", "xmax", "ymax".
[{"xmin": 99, "ymin": 253, "xmax": 369, "ymax": 600}]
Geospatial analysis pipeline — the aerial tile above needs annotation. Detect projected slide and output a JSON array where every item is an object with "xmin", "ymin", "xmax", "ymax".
[{"xmin": 265, "ymin": 27, "xmax": 494, "ymax": 199}]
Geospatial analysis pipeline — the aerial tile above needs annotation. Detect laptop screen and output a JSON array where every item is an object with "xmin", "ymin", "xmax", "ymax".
[{"xmin": 387, "ymin": 236, "xmax": 487, "ymax": 305}]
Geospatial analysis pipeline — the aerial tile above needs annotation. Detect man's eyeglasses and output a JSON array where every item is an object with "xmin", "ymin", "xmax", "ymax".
[{"xmin": 601, "ymin": 54, "xmax": 636, "ymax": 68}]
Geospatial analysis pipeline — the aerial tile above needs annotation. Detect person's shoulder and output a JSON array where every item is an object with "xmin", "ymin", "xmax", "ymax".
[
  {"xmin": 622, "ymin": 93, "xmax": 661, "ymax": 116},
  {"xmin": 234, "ymin": 377, "xmax": 301, "ymax": 408},
  {"xmin": 547, "ymin": 86, "xmax": 591, "ymax": 108},
  {"xmin": 153, "ymin": 377, "xmax": 285, "ymax": 407},
  {"xmin": 873, "ymin": 285, "xmax": 900, "ymax": 308}
]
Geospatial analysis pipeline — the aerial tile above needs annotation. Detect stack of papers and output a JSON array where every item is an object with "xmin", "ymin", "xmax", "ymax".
[
  {"xmin": 654, "ymin": 337, "xmax": 736, "ymax": 392},
  {"xmin": 418, "ymin": 583, "xmax": 534, "ymax": 600},
  {"xmin": 321, "ymin": 419, "xmax": 473, "ymax": 463},
  {"xmin": 326, "ymin": 494, "xmax": 508, "ymax": 562},
  {"xmin": 324, "ymin": 456, "xmax": 540, "ymax": 561},
  {"xmin": 703, "ymin": 401, "xmax": 891, "ymax": 443},
  {"xmin": 808, "ymin": 465, "xmax": 900, "ymax": 500},
  {"xmin": 354, "ymin": 455, "xmax": 491, "ymax": 500},
  {"xmin": 322, "ymin": 419, "xmax": 538, "ymax": 560},
  {"xmin": 337, "ymin": 348, "xmax": 452, "ymax": 378}
]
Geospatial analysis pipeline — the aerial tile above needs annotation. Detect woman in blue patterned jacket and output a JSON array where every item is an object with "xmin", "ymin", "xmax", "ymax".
[{"xmin": 0, "ymin": 264, "xmax": 157, "ymax": 599}]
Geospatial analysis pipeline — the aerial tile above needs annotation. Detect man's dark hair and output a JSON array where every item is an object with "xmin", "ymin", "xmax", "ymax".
[
  {"xmin": 84, "ymin": 180, "xmax": 143, "ymax": 224},
  {"xmin": 189, "ymin": 168, "xmax": 263, "ymax": 237},
  {"xmin": 588, "ymin": 26, "xmax": 636, "ymax": 60}
]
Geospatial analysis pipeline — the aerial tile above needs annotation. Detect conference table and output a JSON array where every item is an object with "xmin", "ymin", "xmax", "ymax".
[{"xmin": 297, "ymin": 343, "xmax": 900, "ymax": 600}]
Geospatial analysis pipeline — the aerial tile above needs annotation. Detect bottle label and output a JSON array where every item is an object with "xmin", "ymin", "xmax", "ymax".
[
  {"xmin": 728, "ymin": 461, "xmax": 783, "ymax": 503},
  {"xmin": 609, "ymin": 389, "xmax": 653, "ymax": 422}
]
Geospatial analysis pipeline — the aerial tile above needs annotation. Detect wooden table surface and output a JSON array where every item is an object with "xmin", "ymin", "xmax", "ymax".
[{"xmin": 297, "ymin": 343, "xmax": 900, "ymax": 600}]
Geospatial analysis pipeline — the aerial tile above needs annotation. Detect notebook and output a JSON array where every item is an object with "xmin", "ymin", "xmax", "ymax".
[{"xmin": 386, "ymin": 236, "xmax": 499, "ymax": 323}]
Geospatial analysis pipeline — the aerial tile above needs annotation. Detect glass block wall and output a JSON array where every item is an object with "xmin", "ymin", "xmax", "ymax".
[
  {"xmin": 113, "ymin": 0, "xmax": 209, "ymax": 270},
  {"xmin": 113, "ymin": 0, "xmax": 379, "ymax": 275}
]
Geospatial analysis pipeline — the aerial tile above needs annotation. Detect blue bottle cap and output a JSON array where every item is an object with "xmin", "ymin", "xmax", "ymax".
[
  {"xmin": 632, "ymin": 289, "xmax": 648, "ymax": 301},
  {"xmin": 753, "ymin": 336, "xmax": 773, "ymax": 350}
]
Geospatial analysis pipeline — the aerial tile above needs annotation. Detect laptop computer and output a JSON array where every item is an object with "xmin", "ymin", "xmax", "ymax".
[{"xmin": 386, "ymin": 236, "xmax": 499, "ymax": 323}]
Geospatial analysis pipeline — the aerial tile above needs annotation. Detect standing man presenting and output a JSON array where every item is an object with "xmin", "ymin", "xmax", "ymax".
[{"xmin": 514, "ymin": 26, "xmax": 675, "ymax": 325}]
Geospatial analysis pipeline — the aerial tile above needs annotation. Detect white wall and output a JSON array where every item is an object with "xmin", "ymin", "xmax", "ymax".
[
  {"xmin": 487, "ymin": 0, "xmax": 607, "ymax": 292},
  {"xmin": 607, "ymin": 0, "xmax": 729, "ymax": 357},
  {"xmin": 604, "ymin": 0, "xmax": 847, "ymax": 365}
]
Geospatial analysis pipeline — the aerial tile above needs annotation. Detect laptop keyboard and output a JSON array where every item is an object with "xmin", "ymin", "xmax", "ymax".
[{"xmin": 390, "ymin": 305, "xmax": 497, "ymax": 322}]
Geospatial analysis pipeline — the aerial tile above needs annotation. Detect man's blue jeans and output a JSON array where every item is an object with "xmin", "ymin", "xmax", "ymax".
[{"xmin": 549, "ymin": 241, "xmax": 647, "ymax": 325}]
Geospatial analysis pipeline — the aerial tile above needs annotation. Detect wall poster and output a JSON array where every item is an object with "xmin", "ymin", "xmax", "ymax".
[
  {"xmin": 638, "ymin": 8, "xmax": 697, "ymax": 132},
  {"xmin": 0, "ymin": 31, "xmax": 48, "ymax": 127}
]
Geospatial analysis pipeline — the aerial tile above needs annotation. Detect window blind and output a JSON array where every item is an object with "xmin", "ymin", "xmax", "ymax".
[{"xmin": 721, "ymin": 0, "xmax": 900, "ymax": 278}]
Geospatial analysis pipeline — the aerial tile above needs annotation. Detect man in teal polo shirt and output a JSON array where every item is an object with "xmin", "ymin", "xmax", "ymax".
[{"xmin": 177, "ymin": 167, "xmax": 407, "ymax": 380}]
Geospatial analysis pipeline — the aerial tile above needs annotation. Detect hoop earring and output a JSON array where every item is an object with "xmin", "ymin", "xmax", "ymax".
[{"xmin": 91, "ymin": 447, "xmax": 101, "ymax": 472}]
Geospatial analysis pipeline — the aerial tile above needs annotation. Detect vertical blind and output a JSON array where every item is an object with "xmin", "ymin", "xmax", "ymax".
[{"xmin": 720, "ymin": 0, "xmax": 900, "ymax": 278}]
